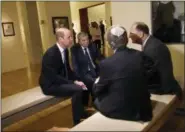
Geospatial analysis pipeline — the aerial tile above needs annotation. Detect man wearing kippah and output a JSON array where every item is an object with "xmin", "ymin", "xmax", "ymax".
[{"xmin": 93, "ymin": 25, "xmax": 153, "ymax": 122}]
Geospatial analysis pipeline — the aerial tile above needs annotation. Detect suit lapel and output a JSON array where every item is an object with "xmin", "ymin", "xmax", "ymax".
[
  {"xmin": 88, "ymin": 45, "xmax": 94, "ymax": 60},
  {"xmin": 79, "ymin": 46, "xmax": 89, "ymax": 62},
  {"xmin": 54, "ymin": 44, "xmax": 66, "ymax": 68},
  {"xmin": 143, "ymin": 36, "xmax": 152, "ymax": 51}
]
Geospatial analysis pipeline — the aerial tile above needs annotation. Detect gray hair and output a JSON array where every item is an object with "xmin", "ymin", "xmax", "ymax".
[
  {"xmin": 106, "ymin": 25, "xmax": 128, "ymax": 50},
  {"xmin": 77, "ymin": 32, "xmax": 88, "ymax": 41}
]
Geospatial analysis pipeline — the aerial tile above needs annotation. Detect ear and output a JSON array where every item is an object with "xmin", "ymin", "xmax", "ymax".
[{"xmin": 59, "ymin": 37, "xmax": 63, "ymax": 41}]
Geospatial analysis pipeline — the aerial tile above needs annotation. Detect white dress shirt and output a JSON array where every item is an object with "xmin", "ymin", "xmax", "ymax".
[
  {"xmin": 81, "ymin": 46, "xmax": 96, "ymax": 69},
  {"xmin": 56, "ymin": 43, "xmax": 65, "ymax": 64}
]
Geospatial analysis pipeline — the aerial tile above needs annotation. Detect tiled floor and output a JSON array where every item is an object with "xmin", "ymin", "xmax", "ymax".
[{"xmin": 1, "ymin": 64, "xmax": 41, "ymax": 98}]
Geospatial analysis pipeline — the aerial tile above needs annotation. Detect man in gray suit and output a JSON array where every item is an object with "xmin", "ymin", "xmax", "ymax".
[{"xmin": 129, "ymin": 22, "xmax": 182, "ymax": 100}]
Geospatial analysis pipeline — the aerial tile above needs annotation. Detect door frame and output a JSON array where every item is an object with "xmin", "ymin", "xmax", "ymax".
[{"xmin": 79, "ymin": 2, "xmax": 105, "ymax": 32}]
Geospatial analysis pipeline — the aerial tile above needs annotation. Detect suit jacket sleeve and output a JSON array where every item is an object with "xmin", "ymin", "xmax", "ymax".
[
  {"xmin": 144, "ymin": 45, "xmax": 170, "ymax": 90},
  {"xmin": 93, "ymin": 61, "xmax": 109, "ymax": 97},
  {"xmin": 142, "ymin": 52, "xmax": 158, "ymax": 78},
  {"xmin": 71, "ymin": 48, "xmax": 81, "ymax": 79}
]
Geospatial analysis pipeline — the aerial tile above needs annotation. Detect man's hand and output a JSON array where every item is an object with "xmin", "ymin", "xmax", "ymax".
[{"xmin": 74, "ymin": 80, "xmax": 87, "ymax": 90}]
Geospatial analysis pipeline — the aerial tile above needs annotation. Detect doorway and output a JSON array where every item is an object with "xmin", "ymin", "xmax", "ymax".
[{"xmin": 79, "ymin": 3, "xmax": 106, "ymax": 54}]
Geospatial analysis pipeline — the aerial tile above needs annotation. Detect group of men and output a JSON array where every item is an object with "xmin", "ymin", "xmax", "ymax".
[{"xmin": 39, "ymin": 22, "xmax": 182, "ymax": 126}]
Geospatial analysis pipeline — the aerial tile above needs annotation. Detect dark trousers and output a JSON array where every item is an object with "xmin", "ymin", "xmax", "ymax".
[
  {"xmin": 45, "ymin": 84, "xmax": 85, "ymax": 126},
  {"xmin": 101, "ymin": 34, "xmax": 105, "ymax": 45},
  {"xmin": 82, "ymin": 80, "xmax": 95, "ymax": 106},
  {"xmin": 94, "ymin": 98, "xmax": 101, "ymax": 110},
  {"xmin": 82, "ymin": 73, "xmax": 96, "ymax": 106},
  {"xmin": 71, "ymin": 90, "xmax": 86, "ymax": 125}
]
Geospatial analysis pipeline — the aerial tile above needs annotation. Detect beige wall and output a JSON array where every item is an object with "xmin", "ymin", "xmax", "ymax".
[
  {"xmin": 36, "ymin": 1, "xmax": 72, "ymax": 51},
  {"xmin": 1, "ymin": 2, "xmax": 27, "ymax": 73},
  {"xmin": 110, "ymin": 1, "xmax": 184, "ymax": 86},
  {"xmin": 168, "ymin": 45, "xmax": 184, "ymax": 87},
  {"xmin": 26, "ymin": 1, "xmax": 42, "ymax": 64},
  {"xmin": 88, "ymin": 4, "xmax": 105, "ymax": 24},
  {"xmin": 45, "ymin": 1, "xmax": 72, "ymax": 47},
  {"xmin": 70, "ymin": 1, "xmax": 104, "ymax": 34},
  {"xmin": 2, "ymin": 1, "xmax": 72, "ymax": 72}
]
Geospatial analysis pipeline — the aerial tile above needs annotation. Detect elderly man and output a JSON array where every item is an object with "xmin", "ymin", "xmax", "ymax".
[
  {"xmin": 39, "ymin": 28, "xmax": 87, "ymax": 125},
  {"xmin": 71, "ymin": 32, "xmax": 103, "ymax": 109},
  {"xmin": 93, "ymin": 25, "xmax": 153, "ymax": 121},
  {"xmin": 129, "ymin": 22, "xmax": 182, "ymax": 100}
]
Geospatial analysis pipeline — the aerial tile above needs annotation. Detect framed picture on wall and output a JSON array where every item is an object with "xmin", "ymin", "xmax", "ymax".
[
  {"xmin": 151, "ymin": 1, "xmax": 185, "ymax": 44},
  {"xmin": 2, "ymin": 22, "xmax": 15, "ymax": 37},
  {"xmin": 52, "ymin": 16, "xmax": 69, "ymax": 34}
]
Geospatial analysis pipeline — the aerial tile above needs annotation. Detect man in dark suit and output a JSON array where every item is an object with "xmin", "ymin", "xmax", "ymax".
[
  {"xmin": 99, "ymin": 20, "xmax": 105, "ymax": 46},
  {"xmin": 129, "ymin": 22, "xmax": 182, "ymax": 100},
  {"xmin": 39, "ymin": 28, "xmax": 87, "ymax": 125},
  {"xmin": 71, "ymin": 32, "xmax": 103, "ymax": 107},
  {"xmin": 93, "ymin": 25, "xmax": 153, "ymax": 121}
]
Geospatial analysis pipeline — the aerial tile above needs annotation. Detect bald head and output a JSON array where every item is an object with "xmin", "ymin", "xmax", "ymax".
[
  {"xmin": 56, "ymin": 28, "xmax": 73, "ymax": 48},
  {"xmin": 106, "ymin": 25, "xmax": 128, "ymax": 50}
]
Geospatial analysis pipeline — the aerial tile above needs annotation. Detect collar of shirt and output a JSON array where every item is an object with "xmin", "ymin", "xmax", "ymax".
[
  {"xmin": 81, "ymin": 46, "xmax": 88, "ymax": 53},
  {"xmin": 56, "ymin": 43, "xmax": 65, "ymax": 63},
  {"xmin": 142, "ymin": 35, "xmax": 150, "ymax": 48},
  {"xmin": 56, "ymin": 42, "xmax": 64, "ymax": 53},
  {"xmin": 81, "ymin": 46, "xmax": 88, "ymax": 49}
]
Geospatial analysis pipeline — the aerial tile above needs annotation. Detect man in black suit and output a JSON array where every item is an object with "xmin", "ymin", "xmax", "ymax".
[
  {"xmin": 93, "ymin": 25, "xmax": 153, "ymax": 121},
  {"xmin": 129, "ymin": 22, "xmax": 182, "ymax": 99},
  {"xmin": 99, "ymin": 20, "xmax": 105, "ymax": 46},
  {"xmin": 71, "ymin": 32, "xmax": 103, "ymax": 107},
  {"xmin": 39, "ymin": 28, "xmax": 87, "ymax": 125}
]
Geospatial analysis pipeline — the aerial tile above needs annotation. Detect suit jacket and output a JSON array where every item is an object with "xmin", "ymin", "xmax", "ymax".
[
  {"xmin": 99, "ymin": 24, "xmax": 105, "ymax": 35},
  {"xmin": 93, "ymin": 46, "xmax": 153, "ymax": 121},
  {"xmin": 144, "ymin": 36, "xmax": 182, "ymax": 99},
  {"xmin": 71, "ymin": 43, "xmax": 103, "ymax": 82},
  {"xmin": 39, "ymin": 44, "xmax": 82, "ymax": 97}
]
